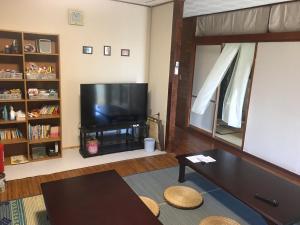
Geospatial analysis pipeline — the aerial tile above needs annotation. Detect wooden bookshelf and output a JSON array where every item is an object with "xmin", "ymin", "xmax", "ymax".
[
  {"xmin": 0, "ymin": 79, "xmax": 25, "ymax": 82},
  {"xmin": 0, "ymin": 138, "xmax": 28, "ymax": 145},
  {"xmin": 0, "ymin": 119, "xmax": 26, "ymax": 125},
  {"xmin": 25, "ymin": 52, "xmax": 59, "ymax": 56},
  {"xmin": 29, "ymin": 137, "xmax": 61, "ymax": 144},
  {"xmin": 26, "ymin": 79, "xmax": 59, "ymax": 82},
  {"xmin": 27, "ymin": 115, "xmax": 60, "ymax": 120},
  {"xmin": 30, "ymin": 153, "xmax": 61, "ymax": 162},
  {"xmin": 0, "ymin": 99, "xmax": 25, "ymax": 103},
  {"xmin": 0, "ymin": 30, "xmax": 62, "ymax": 165},
  {"xmin": 0, "ymin": 53, "xmax": 23, "ymax": 57},
  {"xmin": 27, "ymin": 99, "xmax": 60, "ymax": 102}
]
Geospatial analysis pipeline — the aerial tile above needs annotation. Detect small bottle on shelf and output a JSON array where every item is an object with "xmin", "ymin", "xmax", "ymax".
[{"xmin": 10, "ymin": 106, "xmax": 16, "ymax": 120}]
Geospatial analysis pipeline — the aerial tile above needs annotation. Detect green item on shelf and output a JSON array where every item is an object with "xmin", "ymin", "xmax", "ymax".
[{"xmin": 2, "ymin": 106, "xmax": 8, "ymax": 120}]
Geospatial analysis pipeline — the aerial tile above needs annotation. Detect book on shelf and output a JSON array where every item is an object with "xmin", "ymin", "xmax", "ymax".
[
  {"xmin": 10, "ymin": 155, "xmax": 29, "ymax": 165},
  {"xmin": 50, "ymin": 126, "xmax": 59, "ymax": 138},
  {"xmin": 28, "ymin": 124, "xmax": 59, "ymax": 140},
  {"xmin": 0, "ymin": 128, "xmax": 23, "ymax": 140}
]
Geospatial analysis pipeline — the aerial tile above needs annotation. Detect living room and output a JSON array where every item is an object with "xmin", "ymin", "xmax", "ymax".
[{"xmin": 0, "ymin": 0, "xmax": 300, "ymax": 225}]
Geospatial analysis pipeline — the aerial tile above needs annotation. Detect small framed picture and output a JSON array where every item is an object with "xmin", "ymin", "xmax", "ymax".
[
  {"xmin": 83, "ymin": 46, "xmax": 93, "ymax": 54},
  {"xmin": 69, "ymin": 9, "xmax": 84, "ymax": 26},
  {"xmin": 104, "ymin": 46, "xmax": 111, "ymax": 56},
  {"xmin": 121, "ymin": 49, "xmax": 130, "ymax": 57}
]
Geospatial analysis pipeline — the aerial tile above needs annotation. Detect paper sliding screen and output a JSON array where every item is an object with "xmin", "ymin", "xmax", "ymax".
[
  {"xmin": 244, "ymin": 42, "xmax": 300, "ymax": 175},
  {"xmin": 190, "ymin": 45, "xmax": 221, "ymax": 132},
  {"xmin": 192, "ymin": 43, "xmax": 240, "ymax": 115},
  {"xmin": 222, "ymin": 43, "xmax": 256, "ymax": 128}
]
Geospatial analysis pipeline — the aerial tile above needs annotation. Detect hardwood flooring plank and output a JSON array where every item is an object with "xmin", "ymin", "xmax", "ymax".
[{"xmin": 0, "ymin": 154, "xmax": 177, "ymax": 202}]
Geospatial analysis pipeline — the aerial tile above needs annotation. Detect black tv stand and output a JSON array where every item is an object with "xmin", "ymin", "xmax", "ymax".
[{"xmin": 79, "ymin": 123, "xmax": 148, "ymax": 158}]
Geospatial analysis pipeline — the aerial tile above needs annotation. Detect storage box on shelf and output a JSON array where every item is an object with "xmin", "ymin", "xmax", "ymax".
[
  {"xmin": 0, "ymin": 89, "xmax": 22, "ymax": 100},
  {"xmin": 0, "ymin": 30, "xmax": 61, "ymax": 165},
  {"xmin": 0, "ymin": 70, "xmax": 23, "ymax": 79},
  {"xmin": 28, "ymin": 88, "xmax": 58, "ymax": 100},
  {"xmin": 25, "ymin": 62, "xmax": 57, "ymax": 80}
]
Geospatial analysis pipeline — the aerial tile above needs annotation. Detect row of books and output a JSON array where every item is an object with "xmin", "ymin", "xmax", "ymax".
[
  {"xmin": 28, "ymin": 124, "xmax": 59, "ymax": 140},
  {"xmin": 0, "ymin": 128, "xmax": 23, "ymax": 140},
  {"xmin": 28, "ymin": 105, "xmax": 59, "ymax": 118}
]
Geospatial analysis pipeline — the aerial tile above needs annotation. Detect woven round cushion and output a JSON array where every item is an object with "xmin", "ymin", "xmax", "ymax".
[
  {"xmin": 164, "ymin": 185, "xmax": 203, "ymax": 209},
  {"xmin": 140, "ymin": 196, "xmax": 160, "ymax": 217},
  {"xmin": 199, "ymin": 216, "xmax": 241, "ymax": 225}
]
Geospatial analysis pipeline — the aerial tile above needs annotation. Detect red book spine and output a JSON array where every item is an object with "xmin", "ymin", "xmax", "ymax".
[{"xmin": 0, "ymin": 144, "xmax": 4, "ymax": 173}]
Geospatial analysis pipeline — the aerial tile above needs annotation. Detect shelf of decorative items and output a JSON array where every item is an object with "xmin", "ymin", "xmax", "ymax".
[{"xmin": 0, "ymin": 29, "xmax": 62, "ymax": 165}]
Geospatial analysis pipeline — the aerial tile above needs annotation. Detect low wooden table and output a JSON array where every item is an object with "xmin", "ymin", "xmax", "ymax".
[
  {"xmin": 176, "ymin": 149, "xmax": 300, "ymax": 225},
  {"xmin": 41, "ymin": 170, "xmax": 162, "ymax": 225}
]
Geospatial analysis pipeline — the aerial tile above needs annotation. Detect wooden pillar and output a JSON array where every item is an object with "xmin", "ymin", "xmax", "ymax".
[
  {"xmin": 165, "ymin": 0, "xmax": 184, "ymax": 149},
  {"xmin": 175, "ymin": 17, "xmax": 197, "ymax": 128}
]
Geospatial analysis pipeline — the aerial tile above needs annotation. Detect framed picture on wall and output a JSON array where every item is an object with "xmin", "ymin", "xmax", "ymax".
[
  {"xmin": 104, "ymin": 46, "xmax": 111, "ymax": 56},
  {"xmin": 121, "ymin": 49, "xmax": 130, "ymax": 57},
  {"xmin": 82, "ymin": 46, "xmax": 93, "ymax": 54},
  {"xmin": 69, "ymin": 9, "xmax": 84, "ymax": 26}
]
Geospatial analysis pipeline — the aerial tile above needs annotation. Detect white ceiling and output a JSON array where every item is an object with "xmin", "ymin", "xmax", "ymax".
[
  {"xmin": 114, "ymin": 0, "xmax": 171, "ymax": 7},
  {"xmin": 183, "ymin": 0, "xmax": 292, "ymax": 17},
  {"xmin": 115, "ymin": 0, "xmax": 293, "ymax": 18}
]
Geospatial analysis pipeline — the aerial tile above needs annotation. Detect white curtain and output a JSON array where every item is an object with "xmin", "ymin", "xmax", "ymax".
[
  {"xmin": 222, "ymin": 43, "xmax": 256, "ymax": 128},
  {"xmin": 192, "ymin": 43, "xmax": 240, "ymax": 115}
]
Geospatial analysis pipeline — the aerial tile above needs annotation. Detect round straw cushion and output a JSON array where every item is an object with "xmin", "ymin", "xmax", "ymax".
[
  {"xmin": 199, "ymin": 216, "xmax": 241, "ymax": 225},
  {"xmin": 140, "ymin": 196, "xmax": 160, "ymax": 217},
  {"xmin": 164, "ymin": 185, "xmax": 203, "ymax": 209}
]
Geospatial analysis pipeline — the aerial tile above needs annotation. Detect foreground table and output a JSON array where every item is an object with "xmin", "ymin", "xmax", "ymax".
[
  {"xmin": 41, "ymin": 170, "xmax": 162, "ymax": 225},
  {"xmin": 176, "ymin": 149, "xmax": 300, "ymax": 225}
]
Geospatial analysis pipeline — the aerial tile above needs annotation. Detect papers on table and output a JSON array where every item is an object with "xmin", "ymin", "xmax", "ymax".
[{"xmin": 186, "ymin": 155, "xmax": 216, "ymax": 164}]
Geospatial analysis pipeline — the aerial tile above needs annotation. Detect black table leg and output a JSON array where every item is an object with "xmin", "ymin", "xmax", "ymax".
[{"xmin": 178, "ymin": 163, "xmax": 186, "ymax": 183}]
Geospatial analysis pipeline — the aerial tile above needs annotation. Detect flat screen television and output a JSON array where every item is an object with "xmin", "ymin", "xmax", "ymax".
[{"xmin": 80, "ymin": 83, "xmax": 148, "ymax": 128}]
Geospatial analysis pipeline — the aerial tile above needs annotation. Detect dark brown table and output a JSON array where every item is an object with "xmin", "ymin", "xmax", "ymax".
[
  {"xmin": 177, "ymin": 149, "xmax": 300, "ymax": 225},
  {"xmin": 41, "ymin": 170, "xmax": 162, "ymax": 225}
]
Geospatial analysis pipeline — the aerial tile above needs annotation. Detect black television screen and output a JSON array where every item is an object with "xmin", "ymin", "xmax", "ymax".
[{"xmin": 80, "ymin": 83, "xmax": 148, "ymax": 128}]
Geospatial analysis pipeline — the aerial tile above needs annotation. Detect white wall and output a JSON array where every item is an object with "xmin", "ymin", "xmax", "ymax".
[
  {"xmin": 244, "ymin": 42, "xmax": 300, "ymax": 175},
  {"xmin": 0, "ymin": 0, "xmax": 151, "ymax": 148},
  {"xmin": 148, "ymin": 3, "xmax": 173, "ymax": 130}
]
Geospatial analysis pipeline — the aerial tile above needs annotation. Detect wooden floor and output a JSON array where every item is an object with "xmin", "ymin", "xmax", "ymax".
[
  {"xmin": 0, "ymin": 154, "xmax": 177, "ymax": 201},
  {"xmin": 0, "ymin": 126, "xmax": 299, "ymax": 202}
]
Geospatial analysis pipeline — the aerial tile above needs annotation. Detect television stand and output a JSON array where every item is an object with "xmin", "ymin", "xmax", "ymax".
[{"xmin": 79, "ymin": 123, "xmax": 148, "ymax": 158}]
